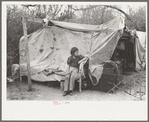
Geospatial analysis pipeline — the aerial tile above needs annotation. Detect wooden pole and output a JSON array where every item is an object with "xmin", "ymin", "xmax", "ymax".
[
  {"xmin": 22, "ymin": 16, "xmax": 32, "ymax": 91},
  {"xmin": 19, "ymin": 36, "xmax": 22, "ymax": 81}
]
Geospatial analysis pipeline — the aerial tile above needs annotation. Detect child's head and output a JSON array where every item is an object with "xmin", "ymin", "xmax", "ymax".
[{"xmin": 71, "ymin": 47, "xmax": 79, "ymax": 56}]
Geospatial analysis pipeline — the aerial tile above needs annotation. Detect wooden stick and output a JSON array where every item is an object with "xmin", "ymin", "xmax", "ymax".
[
  {"xmin": 79, "ymin": 78, "xmax": 82, "ymax": 93},
  {"xmin": 22, "ymin": 16, "xmax": 32, "ymax": 91},
  {"xmin": 139, "ymin": 80, "xmax": 142, "ymax": 100},
  {"xmin": 19, "ymin": 37, "xmax": 22, "ymax": 81},
  {"xmin": 19, "ymin": 69, "xmax": 22, "ymax": 81},
  {"xmin": 116, "ymin": 85, "xmax": 141, "ymax": 100}
]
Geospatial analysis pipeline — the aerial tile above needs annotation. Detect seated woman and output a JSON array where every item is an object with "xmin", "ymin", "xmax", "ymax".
[{"xmin": 63, "ymin": 47, "xmax": 85, "ymax": 96}]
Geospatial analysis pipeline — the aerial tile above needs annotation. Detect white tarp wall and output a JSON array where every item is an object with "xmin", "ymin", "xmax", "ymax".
[{"xmin": 135, "ymin": 31, "xmax": 146, "ymax": 71}]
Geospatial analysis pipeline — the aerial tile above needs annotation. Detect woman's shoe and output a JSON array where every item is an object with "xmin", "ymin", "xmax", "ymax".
[
  {"xmin": 63, "ymin": 91, "xmax": 68, "ymax": 96},
  {"xmin": 69, "ymin": 91, "xmax": 73, "ymax": 96}
]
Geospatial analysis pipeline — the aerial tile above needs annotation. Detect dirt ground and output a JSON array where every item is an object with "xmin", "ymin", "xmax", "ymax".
[{"xmin": 7, "ymin": 70, "xmax": 146, "ymax": 101}]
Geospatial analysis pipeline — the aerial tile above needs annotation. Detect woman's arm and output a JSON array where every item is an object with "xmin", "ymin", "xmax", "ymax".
[
  {"xmin": 78, "ymin": 55, "xmax": 89, "ymax": 64},
  {"xmin": 67, "ymin": 57, "xmax": 72, "ymax": 65},
  {"xmin": 79, "ymin": 55, "xmax": 85, "ymax": 60}
]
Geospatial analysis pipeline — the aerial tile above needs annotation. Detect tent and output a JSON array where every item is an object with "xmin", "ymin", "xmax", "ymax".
[
  {"xmin": 135, "ymin": 31, "xmax": 146, "ymax": 70},
  {"xmin": 136, "ymin": 31, "xmax": 146, "ymax": 49},
  {"xmin": 19, "ymin": 17, "xmax": 146, "ymax": 85}
]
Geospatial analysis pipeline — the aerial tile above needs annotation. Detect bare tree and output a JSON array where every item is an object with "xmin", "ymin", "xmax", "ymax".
[
  {"xmin": 72, "ymin": 5, "xmax": 144, "ymax": 30},
  {"xmin": 127, "ymin": 5, "xmax": 146, "ymax": 31}
]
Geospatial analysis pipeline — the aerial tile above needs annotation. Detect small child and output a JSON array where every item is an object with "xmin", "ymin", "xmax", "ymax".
[{"xmin": 63, "ymin": 47, "xmax": 84, "ymax": 96}]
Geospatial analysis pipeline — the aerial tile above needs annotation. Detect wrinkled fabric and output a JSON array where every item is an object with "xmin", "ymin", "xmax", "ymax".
[
  {"xmin": 129, "ymin": 30, "xmax": 146, "ymax": 71},
  {"xmin": 89, "ymin": 30, "xmax": 123, "ymax": 84},
  {"xmin": 79, "ymin": 57, "xmax": 89, "ymax": 78},
  {"xmin": 136, "ymin": 31, "xmax": 146, "ymax": 70},
  {"xmin": 19, "ymin": 16, "xmax": 146, "ymax": 84},
  {"xmin": 136, "ymin": 31, "xmax": 146, "ymax": 49},
  {"xmin": 135, "ymin": 37, "xmax": 146, "ymax": 71},
  {"xmin": 50, "ymin": 20, "xmax": 108, "ymax": 32},
  {"xmin": 20, "ymin": 26, "xmax": 91, "ymax": 81}
]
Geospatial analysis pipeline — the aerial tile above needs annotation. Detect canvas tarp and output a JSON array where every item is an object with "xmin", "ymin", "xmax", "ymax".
[
  {"xmin": 20, "ymin": 26, "xmax": 92, "ymax": 81},
  {"xmin": 136, "ymin": 31, "xmax": 146, "ymax": 49},
  {"xmin": 49, "ymin": 20, "xmax": 108, "ymax": 32},
  {"xmin": 88, "ymin": 17, "xmax": 124, "ymax": 85},
  {"xmin": 20, "ymin": 17, "xmax": 125, "ymax": 84},
  {"xmin": 135, "ymin": 31, "xmax": 146, "ymax": 71}
]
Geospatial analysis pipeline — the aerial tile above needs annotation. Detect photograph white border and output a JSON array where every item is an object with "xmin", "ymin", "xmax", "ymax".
[{"xmin": 2, "ymin": 1, "xmax": 148, "ymax": 121}]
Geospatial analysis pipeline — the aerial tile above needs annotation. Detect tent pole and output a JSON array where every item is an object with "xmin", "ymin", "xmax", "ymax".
[
  {"xmin": 19, "ymin": 35, "xmax": 22, "ymax": 81},
  {"xmin": 22, "ymin": 16, "xmax": 32, "ymax": 91},
  {"xmin": 134, "ymin": 37, "xmax": 136, "ymax": 71}
]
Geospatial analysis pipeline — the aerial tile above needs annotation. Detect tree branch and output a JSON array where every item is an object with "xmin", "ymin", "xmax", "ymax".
[
  {"xmin": 72, "ymin": 5, "xmax": 139, "ymax": 30},
  {"xmin": 22, "ymin": 4, "xmax": 37, "ymax": 8}
]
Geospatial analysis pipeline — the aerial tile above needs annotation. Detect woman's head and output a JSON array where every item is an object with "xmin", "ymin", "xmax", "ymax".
[{"xmin": 70, "ymin": 47, "xmax": 79, "ymax": 56}]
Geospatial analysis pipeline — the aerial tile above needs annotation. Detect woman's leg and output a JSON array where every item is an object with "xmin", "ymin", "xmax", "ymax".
[
  {"xmin": 64, "ymin": 74, "xmax": 70, "ymax": 92},
  {"xmin": 69, "ymin": 68, "xmax": 80, "ymax": 91}
]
